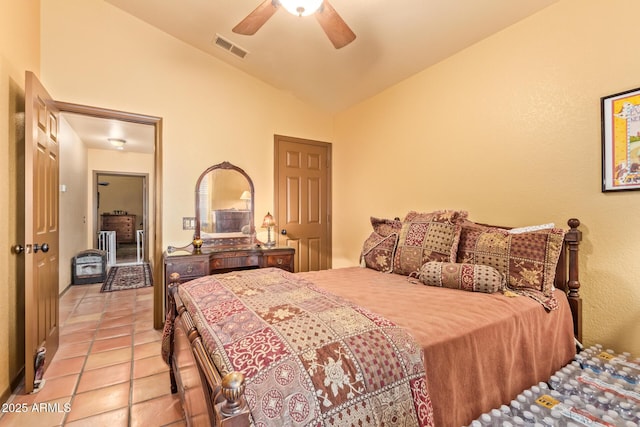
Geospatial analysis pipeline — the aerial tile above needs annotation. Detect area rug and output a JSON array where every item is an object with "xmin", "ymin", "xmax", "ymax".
[{"xmin": 101, "ymin": 263, "xmax": 153, "ymax": 292}]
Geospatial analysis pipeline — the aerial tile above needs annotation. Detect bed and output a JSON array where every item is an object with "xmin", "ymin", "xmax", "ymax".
[{"xmin": 163, "ymin": 214, "xmax": 583, "ymax": 427}]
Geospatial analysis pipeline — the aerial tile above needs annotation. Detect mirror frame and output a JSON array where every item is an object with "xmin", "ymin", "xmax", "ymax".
[{"xmin": 194, "ymin": 161, "xmax": 255, "ymax": 248}]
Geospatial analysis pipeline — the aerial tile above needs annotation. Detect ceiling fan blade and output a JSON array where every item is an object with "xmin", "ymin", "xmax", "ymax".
[
  {"xmin": 232, "ymin": 0, "xmax": 278, "ymax": 35},
  {"xmin": 315, "ymin": 1, "xmax": 356, "ymax": 49}
]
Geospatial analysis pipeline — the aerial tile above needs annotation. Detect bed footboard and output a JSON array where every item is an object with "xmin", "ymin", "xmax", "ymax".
[{"xmin": 167, "ymin": 273, "xmax": 250, "ymax": 427}]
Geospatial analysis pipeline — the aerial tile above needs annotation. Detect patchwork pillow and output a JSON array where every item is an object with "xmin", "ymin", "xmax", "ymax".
[
  {"xmin": 370, "ymin": 216, "xmax": 402, "ymax": 237},
  {"xmin": 393, "ymin": 210, "xmax": 468, "ymax": 276},
  {"xmin": 361, "ymin": 232, "xmax": 399, "ymax": 273},
  {"xmin": 457, "ymin": 223, "xmax": 565, "ymax": 310},
  {"xmin": 417, "ymin": 261, "xmax": 505, "ymax": 293}
]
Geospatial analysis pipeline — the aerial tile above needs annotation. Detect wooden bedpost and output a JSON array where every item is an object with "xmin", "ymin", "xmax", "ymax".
[
  {"xmin": 216, "ymin": 372, "xmax": 250, "ymax": 426},
  {"xmin": 565, "ymin": 218, "xmax": 582, "ymax": 343}
]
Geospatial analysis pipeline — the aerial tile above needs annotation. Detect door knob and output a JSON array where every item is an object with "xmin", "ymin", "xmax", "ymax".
[
  {"xmin": 13, "ymin": 245, "xmax": 24, "ymax": 255},
  {"xmin": 33, "ymin": 243, "xmax": 49, "ymax": 253},
  {"xmin": 280, "ymin": 229, "xmax": 287, "ymax": 235}
]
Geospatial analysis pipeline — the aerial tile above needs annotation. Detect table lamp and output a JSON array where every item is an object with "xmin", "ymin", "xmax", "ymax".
[{"xmin": 262, "ymin": 212, "xmax": 276, "ymax": 248}]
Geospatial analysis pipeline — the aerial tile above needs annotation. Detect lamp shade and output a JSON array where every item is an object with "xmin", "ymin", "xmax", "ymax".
[
  {"xmin": 279, "ymin": 0, "xmax": 323, "ymax": 16},
  {"xmin": 262, "ymin": 212, "xmax": 276, "ymax": 228},
  {"xmin": 239, "ymin": 190, "xmax": 251, "ymax": 201}
]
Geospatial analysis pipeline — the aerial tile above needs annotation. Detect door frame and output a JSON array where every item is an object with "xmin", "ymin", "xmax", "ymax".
[
  {"xmin": 94, "ymin": 171, "xmax": 149, "ymax": 263},
  {"xmin": 273, "ymin": 134, "xmax": 332, "ymax": 271},
  {"xmin": 54, "ymin": 101, "xmax": 165, "ymax": 329}
]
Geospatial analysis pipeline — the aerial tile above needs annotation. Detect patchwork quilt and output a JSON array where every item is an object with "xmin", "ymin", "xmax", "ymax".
[{"xmin": 177, "ymin": 267, "xmax": 434, "ymax": 426}]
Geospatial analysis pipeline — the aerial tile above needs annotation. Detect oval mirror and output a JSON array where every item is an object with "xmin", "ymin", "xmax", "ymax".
[{"xmin": 195, "ymin": 161, "xmax": 255, "ymax": 247}]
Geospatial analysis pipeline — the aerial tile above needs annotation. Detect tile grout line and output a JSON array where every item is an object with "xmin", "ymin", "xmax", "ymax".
[{"xmin": 59, "ymin": 285, "xmax": 103, "ymax": 426}]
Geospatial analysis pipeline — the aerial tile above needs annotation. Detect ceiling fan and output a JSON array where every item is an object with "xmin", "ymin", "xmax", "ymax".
[{"xmin": 232, "ymin": 0, "xmax": 356, "ymax": 49}]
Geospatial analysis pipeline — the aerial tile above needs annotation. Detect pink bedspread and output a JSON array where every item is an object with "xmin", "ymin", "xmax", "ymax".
[
  {"xmin": 178, "ymin": 268, "xmax": 435, "ymax": 426},
  {"xmin": 299, "ymin": 267, "xmax": 576, "ymax": 427}
]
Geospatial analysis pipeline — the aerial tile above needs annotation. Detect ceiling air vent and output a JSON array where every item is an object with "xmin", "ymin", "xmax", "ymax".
[{"xmin": 214, "ymin": 34, "xmax": 248, "ymax": 59}]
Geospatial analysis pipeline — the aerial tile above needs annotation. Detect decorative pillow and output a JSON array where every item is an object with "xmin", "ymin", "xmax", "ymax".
[
  {"xmin": 393, "ymin": 210, "xmax": 469, "ymax": 276},
  {"xmin": 370, "ymin": 216, "xmax": 402, "ymax": 237},
  {"xmin": 457, "ymin": 223, "xmax": 565, "ymax": 310},
  {"xmin": 361, "ymin": 232, "xmax": 399, "ymax": 273},
  {"xmin": 416, "ymin": 261, "xmax": 505, "ymax": 293}
]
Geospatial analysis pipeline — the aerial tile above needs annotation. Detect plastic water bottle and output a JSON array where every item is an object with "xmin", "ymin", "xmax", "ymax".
[
  {"xmin": 549, "ymin": 410, "xmax": 565, "ymax": 427},
  {"xmin": 512, "ymin": 416, "xmax": 525, "ymax": 426},
  {"xmin": 517, "ymin": 393, "xmax": 530, "ymax": 407},
  {"xmin": 579, "ymin": 385, "xmax": 598, "ymax": 405},
  {"xmin": 604, "ymin": 410, "xmax": 621, "ymax": 424},
  {"xmin": 523, "ymin": 389, "xmax": 535, "ymax": 404},
  {"xmin": 490, "ymin": 408, "xmax": 504, "ymax": 426},
  {"xmin": 548, "ymin": 375, "xmax": 562, "ymax": 390},
  {"xmin": 521, "ymin": 410, "xmax": 537, "ymax": 426},
  {"xmin": 617, "ymin": 401, "xmax": 635, "ymax": 420},
  {"xmin": 510, "ymin": 400, "xmax": 524, "ymax": 418},
  {"xmin": 561, "ymin": 383, "xmax": 576, "ymax": 398},
  {"xmin": 569, "ymin": 395, "xmax": 585, "ymax": 410},
  {"xmin": 479, "ymin": 413, "xmax": 493, "ymax": 426},
  {"xmin": 500, "ymin": 405, "xmax": 512, "ymax": 418},
  {"xmin": 584, "ymin": 404, "xmax": 602, "ymax": 418},
  {"xmin": 529, "ymin": 404, "xmax": 545, "ymax": 420},
  {"xmin": 594, "ymin": 395, "xmax": 612, "ymax": 413},
  {"xmin": 585, "ymin": 358, "xmax": 602, "ymax": 374}
]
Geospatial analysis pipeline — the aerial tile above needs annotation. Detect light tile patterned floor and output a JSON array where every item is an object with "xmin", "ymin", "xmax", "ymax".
[{"xmin": 0, "ymin": 283, "xmax": 185, "ymax": 426}]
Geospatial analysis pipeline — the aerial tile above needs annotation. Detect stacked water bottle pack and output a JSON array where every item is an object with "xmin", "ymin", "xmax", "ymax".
[{"xmin": 466, "ymin": 345, "xmax": 639, "ymax": 427}]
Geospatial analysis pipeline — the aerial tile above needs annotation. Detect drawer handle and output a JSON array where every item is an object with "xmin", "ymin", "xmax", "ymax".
[
  {"xmin": 186, "ymin": 265, "xmax": 193, "ymax": 274},
  {"xmin": 277, "ymin": 258, "xmax": 283, "ymax": 265}
]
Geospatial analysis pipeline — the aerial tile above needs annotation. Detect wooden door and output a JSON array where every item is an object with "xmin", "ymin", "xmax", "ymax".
[
  {"xmin": 24, "ymin": 71, "xmax": 60, "ymax": 393},
  {"xmin": 274, "ymin": 135, "xmax": 331, "ymax": 272}
]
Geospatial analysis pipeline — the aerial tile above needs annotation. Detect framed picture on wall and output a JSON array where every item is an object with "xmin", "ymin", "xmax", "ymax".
[{"xmin": 602, "ymin": 86, "xmax": 640, "ymax": 192}]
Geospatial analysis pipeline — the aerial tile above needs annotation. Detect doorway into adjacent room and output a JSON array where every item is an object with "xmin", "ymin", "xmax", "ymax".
[{"xmin": 96, "ymin": 172, "xmax": 148, "ymax": 265}]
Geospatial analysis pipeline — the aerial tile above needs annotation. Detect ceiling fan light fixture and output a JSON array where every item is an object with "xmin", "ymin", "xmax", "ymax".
[{"xmin": 279, "ymin": 0, "xmax": 323, "ymax": 17}]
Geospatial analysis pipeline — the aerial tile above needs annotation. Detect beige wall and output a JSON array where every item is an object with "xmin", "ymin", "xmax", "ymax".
[
  {"xmin": 0, "ymin": 0, "xmax": 40, "ymax": 401},
  {"xmin": 59, "ymin": 117, "xmax": 89, "ymax": 292},
  {"xmin": 97, "ymin": 175, "xmax": 144, "ymax": 225},
  {"xmin": 334, "ymin": 0, "xmax": 640, "ymax": 354},
  {"xmin": 40, "ymin": 0, "xmax": 334, "ymax": 250}
]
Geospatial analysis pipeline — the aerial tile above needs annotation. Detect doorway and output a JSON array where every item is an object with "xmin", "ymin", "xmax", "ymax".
[
  {"xmin": 95, "ymin": 172, "xmax": 148, "ymax": 265},
  {"xmin": 56, "ymin": 102, "xmax": 165, "ymax": 330}
]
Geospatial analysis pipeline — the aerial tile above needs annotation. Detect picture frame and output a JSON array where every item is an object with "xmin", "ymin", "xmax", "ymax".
[{"xmin": 601, "ymin": 86, "xmax": 640, "ymax": 192}]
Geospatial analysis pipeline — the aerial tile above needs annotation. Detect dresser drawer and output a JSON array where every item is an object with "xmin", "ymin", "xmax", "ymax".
[
  {"xmin": 166, "ymin": 259, "xmax": 208, "ymax": 279},
  {"xmin": 265, "ymin": 254, "xmax": 292, "ymax": 268},
  {"xmin": 211, "ymin": 255, "xmax": 260, "ymax": 271}
]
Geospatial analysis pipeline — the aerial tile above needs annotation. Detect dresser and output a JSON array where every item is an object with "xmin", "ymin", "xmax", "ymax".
[
  {"xmin": 164, "ymin": 246, "xmax": 295, "ymax": 288},
  {"xmin": 101, "ymin": 214, "xmax": 136, "ymax": 244}
]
